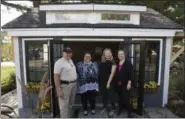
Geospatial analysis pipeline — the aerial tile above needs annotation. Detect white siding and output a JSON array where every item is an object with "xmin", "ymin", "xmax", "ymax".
[
  {"xmin": 162, "ymin": 37, "xmax": 172, "ymax": 106},
  {"xmin": 46, "ymin": 11, "xmax": 140, "ymax": 25},
  {"xmin": 13, "ymin": 37, "xmax": 23, "ymax": 108},
  {"xmin": 40, "ymin": 4, "xmax": 146, "ymax": 12},
  {"xmin": 5, "ymin": 28, "xmax": 178, "ymax": 37}
]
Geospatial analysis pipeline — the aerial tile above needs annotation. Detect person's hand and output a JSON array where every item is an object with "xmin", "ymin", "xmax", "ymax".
[
  {"xmin": 57, "ymin": 90, "xmax": 63, "ymax": 98},
  {"xmin": 127, "ymin": 83, "xmax": 131, "ymax": 91},
  {"xmin": 106, "ymin": 82, "xmax": 110, "ymax": 89}
]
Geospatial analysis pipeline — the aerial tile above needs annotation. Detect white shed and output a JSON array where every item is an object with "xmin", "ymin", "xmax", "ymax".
[{"xmin": 2, "ymin": 3, "xmax": 183, "ymax": 117}]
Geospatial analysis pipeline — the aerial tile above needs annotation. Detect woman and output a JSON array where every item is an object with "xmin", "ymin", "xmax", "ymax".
[
  {"xmin": 76, "ymin": 52, "xmax": 99, "ymax": 116},
  {"xmin": 99, "ymin": 48, "xmax": 117, "ymax": 117},
  {"xmin": 115, "ymin": 49, "xmax": 133, "ymax": 118}
]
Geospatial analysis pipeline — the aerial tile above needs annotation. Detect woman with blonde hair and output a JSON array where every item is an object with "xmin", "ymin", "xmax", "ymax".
[{"xmin": 99, "ymin": 48, "xmax": 117, "ymax": 118}]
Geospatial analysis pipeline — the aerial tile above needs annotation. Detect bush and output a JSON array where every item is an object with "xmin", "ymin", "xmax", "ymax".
[
  {"xmin": 168, "ymin": 68, "xmax": 185, "ymax": 117},
  {"xmin": 1, "ymin": 67, "xmax": 16, "ymax": 95},
  {"xmin": 1, "ymin": 44, "xmax": 13, "ymax": 62}
]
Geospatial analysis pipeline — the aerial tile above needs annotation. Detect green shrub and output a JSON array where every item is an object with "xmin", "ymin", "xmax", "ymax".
[
  {"xmin": 168, "ymin": 69, "xmax": 185, "ymax": 117},
  {"xmin": 1, "ymin": 67, "xmax": 16, "ymax": 94},
  {"xmin": 1, "ymin": 44, "xmax": 13, "ymax": 61}
]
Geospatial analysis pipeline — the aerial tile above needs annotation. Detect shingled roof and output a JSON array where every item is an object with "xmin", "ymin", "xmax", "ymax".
[{"xmin": 2, "ymin": 8, "xmax": 183, "ymax": 29}]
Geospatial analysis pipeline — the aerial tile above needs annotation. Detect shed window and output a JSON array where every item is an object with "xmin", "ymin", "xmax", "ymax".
[
  {"xmin": 101, "ymin": 13, "xmax": 130, "ymax": 21},
  {"xmin": 145, "ymin": 41, "xmax": 160, "ymax": 83},
  {"xmin": 55, "ymin": 13, "xmax": 86, "ymax": 22},
  {"xmin": 25, "ymin": 41, "xmax": 49, "ymax": 82},
  {"xmin": 133, "ymin": 41, "xmax": 160, "ymax": 83}
]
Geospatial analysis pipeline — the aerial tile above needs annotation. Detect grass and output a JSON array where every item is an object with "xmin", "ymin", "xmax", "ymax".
[{"xmin": 1, "ymin": 66, "xmax": 16, "ymax": 95}]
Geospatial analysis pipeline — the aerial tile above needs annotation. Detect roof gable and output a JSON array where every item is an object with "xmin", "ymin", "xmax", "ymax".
[{"xmin": 2, "ymin": 7, "xmax": 183, "ymax": 29}]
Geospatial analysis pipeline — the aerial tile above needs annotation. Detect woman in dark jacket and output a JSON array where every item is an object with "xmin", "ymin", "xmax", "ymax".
[
  {"xmin": 99, "ymin": 48, "xmax": 117, "ymax": 117},
  {"xmin": 115, "ymin": 49, "xmax": 134, "ymax": 118}
]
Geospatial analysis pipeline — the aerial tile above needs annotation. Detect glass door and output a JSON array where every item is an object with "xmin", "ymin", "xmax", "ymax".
[
  {"xmin": 119, "ymin": 41, "xmax": 146, "ymax": 115},
  {"xmin": 49, "ymin": 39, "xmax": 63, "ymax": 117}
]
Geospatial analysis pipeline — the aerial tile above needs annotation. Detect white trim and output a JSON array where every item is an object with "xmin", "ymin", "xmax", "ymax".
[
  {"xmin": 131, "ymin": 44, "xmax": 134, "ymax": 64},
  {"xmin": 22, "ymin": 38, "xmax": 53, "ymax": 41},
  {"xmin": 4, "ymin": 28, "xmax": 182, "ymax": 32},
  {"xmin": 132, "ymin": 38, "xmax": 163, "ymax": 86},
  {"xmin": 4, "ymin": 28, "xmax": 180, "ymax": 37},
  {"xmin": 158, "ymin": 39, "xmax": 163, "ymax": 85},
  {"xmin": 13, "ymin": 37, "xmax": 23, "ymax": 108},
  {"xmin": 162, "ymin": 37, "xmax": 172, "ymax": 107},
  {"xmin": 22, "ymin": 40, "xmax": 27, "ymax": 85},
  {"xmin": 62, "ymin": 38, "xmax": 124, "ymax": 41},
  {"xmin": 22, "ymin": 38, "xmax": 53, "ymax": 85},
  {"xmin": 94, "ymin": 4, "xmax": 147, "ymax": 12},
  {"xmin": 40, "ymin": 4, "xmax": 93, "ymax": 11},
  {"xmin": 40, "ymin": 4, "xmax": 146, "ymax": 12}
]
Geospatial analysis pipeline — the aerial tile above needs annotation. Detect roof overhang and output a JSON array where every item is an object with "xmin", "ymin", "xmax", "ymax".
[
  {"xmin": 175, "ymin": 32, "xmax": 184, "ymax": 37},
  {"xmin": 39, "ymin": 4, "xmax": 147, "ymax": 12},
  {"xmin": 3, "ymin": 28, "xmax": 182, "ymax": 37}
]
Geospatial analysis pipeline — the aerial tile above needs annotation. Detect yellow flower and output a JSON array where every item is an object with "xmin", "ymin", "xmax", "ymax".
[{"xmin": 41, "ymin": 105, "xmax": 45, "ymax": 110}]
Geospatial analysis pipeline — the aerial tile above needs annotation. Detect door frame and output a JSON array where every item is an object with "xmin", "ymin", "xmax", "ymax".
[
  {"xmin": 49, "ymin": 38, "xmax": 146, "ymax": 117},
  {"xmin": 49, "ymin": 39, "xmax": 63, "ymax": 117}
]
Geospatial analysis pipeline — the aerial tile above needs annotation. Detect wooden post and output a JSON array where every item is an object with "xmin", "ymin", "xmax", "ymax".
[
  {"xmin": 171, "ymin": 38, "xmax": 174, "ymax": 61},
  {"xmin": 11, "ymin": 37, "xmax": 15, "ymax": 61}
]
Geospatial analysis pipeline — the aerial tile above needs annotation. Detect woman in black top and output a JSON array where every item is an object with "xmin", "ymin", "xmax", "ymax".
[
  {"xmin": 99, "ymin": 48, "xmax": 117, "ymax": 117},
  {"xmin": 114, "ymin": 49, "xmax": 133, "ymax": 118}
]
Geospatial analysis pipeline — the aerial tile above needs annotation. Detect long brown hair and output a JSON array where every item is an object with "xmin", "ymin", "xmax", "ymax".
[{"xmin": 101, "ymin": 48, "xmax": 114, "ymax": 62}]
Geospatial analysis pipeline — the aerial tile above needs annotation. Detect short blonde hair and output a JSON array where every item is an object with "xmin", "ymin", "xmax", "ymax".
[{"xmin": 101, "ymin": 48, "xmax": 113, "ymax": 62}]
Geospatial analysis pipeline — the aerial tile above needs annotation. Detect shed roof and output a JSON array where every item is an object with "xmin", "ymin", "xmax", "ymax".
[{"xmin": 2, "ymin": 8, "xmax": 183, "ymax": 29}]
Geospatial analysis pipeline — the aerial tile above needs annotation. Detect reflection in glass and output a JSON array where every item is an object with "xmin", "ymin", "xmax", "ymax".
[{"xmin": 26, "ymin": 41, "xmax": 49, "ymax": 82}]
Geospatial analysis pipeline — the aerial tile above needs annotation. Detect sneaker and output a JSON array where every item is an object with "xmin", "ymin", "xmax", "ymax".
[
  {"xmin": 83, "ymin": 111, "xmax": 88, "ymax": 116},
  {"xmin": 91, "ymin": 110, "xmax": 96, "ymax": 115},
  {"xmin": 108, "ymin": 109, "xmax": 115, "ymax": 118},
  {"xmin": 100, "ymin": 108, "xmax": 107, "ymax": 114}
]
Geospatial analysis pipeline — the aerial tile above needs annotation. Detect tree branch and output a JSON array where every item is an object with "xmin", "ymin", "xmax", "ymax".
[{"xmin": 1, "ymin": 0, "xmax": 31, "ymax": 11}]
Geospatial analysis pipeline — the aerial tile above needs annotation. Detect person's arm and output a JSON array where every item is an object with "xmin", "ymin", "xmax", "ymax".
[
  {"xmin": 54, "ymin": 62, "xmax": 62, "ymax": 98},
  {"xmin": 106, "ymin": 64, "xmax": 117, "ymax": 89},
  {"xmin": 54, "ymin": 74, "xmax": 62, "ymax": 94},
  {"xmin": 127, "ymin": 61, "xmax": 134, "ymax": 90}
]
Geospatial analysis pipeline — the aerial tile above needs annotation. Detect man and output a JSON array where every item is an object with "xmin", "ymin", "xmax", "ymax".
[{"xmin": 54, "ymin": 47, "xmax": 77, "ymax": 118}]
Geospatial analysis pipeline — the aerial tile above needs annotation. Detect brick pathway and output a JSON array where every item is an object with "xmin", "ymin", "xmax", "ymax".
[{"xmin": 1, "ymin": 90, "xmax": 179, "ymax": 118}]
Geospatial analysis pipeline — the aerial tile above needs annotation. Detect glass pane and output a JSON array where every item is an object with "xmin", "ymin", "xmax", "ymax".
[
  {"xmin": 55, "ymin": 13, "xmax": 86, "ymax": 21},
  {"xmin": 25, "ymin": 41, "xmax": 51, "ymax": 115},
  {"xmin": 26, "ymin": 41, "xmax": 48, "ymax": 82},
  {"xmin": 101, "ymin": 13, "xmax": 130, "ymax": 21},
  {"xmin": 145, "ymin": 41, "xmax": 160, "ymax": 82}
]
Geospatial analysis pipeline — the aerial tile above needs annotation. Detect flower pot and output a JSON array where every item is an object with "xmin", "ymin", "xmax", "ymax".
[
  {"xmin": 144, "ymin": 88, "xmax": 147, "ymax": 92},
  {"xmin": 146, "ymin": 88, "xmax": 150, "ymax": 92}
]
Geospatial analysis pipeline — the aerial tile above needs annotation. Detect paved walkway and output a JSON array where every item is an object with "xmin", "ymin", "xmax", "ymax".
[
  {"xmin": 144, "ymin": 107, "xmax": 179, "ymax": 118},
  {"xmin": 78, "ymin": 108, "xmax": 146, "ymax": 118},
  {"xmin": 1, "ymin": 89, "xmax": 179, "ymax": 118}
]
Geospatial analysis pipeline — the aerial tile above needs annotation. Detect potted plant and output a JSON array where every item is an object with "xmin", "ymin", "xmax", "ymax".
[{"xmin": 144, "ymin": 81, "xmax": 158, "ymax": 93}]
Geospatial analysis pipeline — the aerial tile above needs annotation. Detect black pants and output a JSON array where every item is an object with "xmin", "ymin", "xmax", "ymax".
[
  {"xmin": 117, "ymin": 87, "xmax": 131, "ymax": 115},
  {"xmin": 101, "ymin": 87, "xmax": 116, "ymax": 110},
  {"xmin": 81, "ymin": 90, "xmax": 97, "ymax": 110}
]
